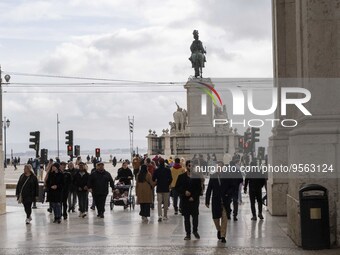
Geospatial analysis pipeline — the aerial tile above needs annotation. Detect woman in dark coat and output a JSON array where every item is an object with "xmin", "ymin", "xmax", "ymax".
[
  {"xmin": 175, "ymin": 160, "xmax": 202, "ymax": 240},
  {"xmin": 136, "ymin": 165, "xmax": 154, "ymax": 222},
  {"xmin": 73, "ymin": 162, "xmax": 89, "ymax": 218},
  {"xmin": 16, "ymin": 164, "xmax": 39, "ymax": 224},
  {"xmin": 46, "ymin": 162, "xmax": 63, "ymax": 223}
]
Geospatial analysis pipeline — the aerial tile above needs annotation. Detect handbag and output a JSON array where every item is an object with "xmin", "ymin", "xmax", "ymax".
[
  {"xmin": 18, "ymin": 176, "xmax": 30, "ymax": 204},
  {"xmin": 18, "ymin": 194, "xmax": 23, "ymax": 204}
]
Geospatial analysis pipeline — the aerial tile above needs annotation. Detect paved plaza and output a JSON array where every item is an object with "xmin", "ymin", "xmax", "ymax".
[{"xmin": 1, "ymin": 164, "xmax": 339, "ymax": 254}]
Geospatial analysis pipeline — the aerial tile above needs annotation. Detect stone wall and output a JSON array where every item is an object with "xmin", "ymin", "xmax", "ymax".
[{"xmin": 271, "ymin": 0, "xmax": 340, "ymax": 246}]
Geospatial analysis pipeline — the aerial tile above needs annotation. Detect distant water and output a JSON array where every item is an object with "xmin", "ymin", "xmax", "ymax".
[{"xmin": 12, "ymin": 153, "xmax": 135, "ymax": 164}]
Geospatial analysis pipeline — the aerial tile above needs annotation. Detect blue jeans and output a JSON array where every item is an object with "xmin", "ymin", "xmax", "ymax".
[
  {"xmin": 68, "ymin": 191, "xmax": 77, "ymax": 210},
  {"xmin": 51, "ymin": 202, "xmax": 62, "ymax": 219},
  {"xmin": 172, "ymin": 189, "xmax": 180, "ymax": 211},
  {"xmin": 77, "ymin": 192, "xmax": 88, "ymax": 213}
]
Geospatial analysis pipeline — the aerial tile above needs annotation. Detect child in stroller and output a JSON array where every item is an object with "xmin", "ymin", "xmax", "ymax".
[{"xmin": 112, "ymin": 181, "xmax": 129, "ymax": 209}]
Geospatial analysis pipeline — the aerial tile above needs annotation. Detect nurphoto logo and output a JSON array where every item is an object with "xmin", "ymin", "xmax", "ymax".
[{"xmin": 200, "ymin": 84, "xmax": 312, "ymax": 128}]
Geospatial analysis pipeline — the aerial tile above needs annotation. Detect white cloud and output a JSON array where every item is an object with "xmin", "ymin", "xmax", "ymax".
[{"xmin": 1, "ymin": 0, "xmax": 273, "ymax": 153}]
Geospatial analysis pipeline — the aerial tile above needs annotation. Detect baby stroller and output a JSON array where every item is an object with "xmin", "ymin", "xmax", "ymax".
[{"xmin": 110, "ymin": 181, "xmax": 135, "ymax": 210}]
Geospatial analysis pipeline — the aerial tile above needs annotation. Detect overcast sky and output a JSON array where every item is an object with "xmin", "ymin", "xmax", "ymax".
[{"xmin": 0, "ymin": 0, "xmax": 273, "ymax": 154}]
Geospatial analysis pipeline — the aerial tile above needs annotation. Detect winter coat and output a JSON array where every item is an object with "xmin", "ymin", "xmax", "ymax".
[
  {"xmin": 152, "ymin": 166, "xmax": 172, "ymax": 193},
  {"xmin": 62, "ymin": 171, "xmax": 72, "ymax": 199},
  {"xmin": 175, "ymin": 172, "xmax": 202, "ymax": 216},
  {"xmin": 66, "ymin": 168, "xmax": 78, "ymax": 192},
  {"xmin": 46, "ymin": 171, "xmax": 64, "ymax": 203},
  {"xmin": 205, "ymin": 173, "xmax": 232, "ymax": 219},
  {"xmin": 16, "ymin": 173, "xmax": 39, "ymax": 203},
  {"xmin": 147, "ymin": 163, "xmax": 155, "ymax": 176},
  {"xmin": 88, "ymin": 170, "xmax": 114, "ymax": 196},
  {"xmin": 244, "ymin": 169, "xmax": 266, "ymax": 191},
  {"xmin": 116, "ymin": 167, "xmax": 133, "ymax": 185},
  {"xmin": 136, "ymin": 173, "xmax": 154, "ymax": 204},
  {"xmin": 73, "ymin": 171, "xmax": 89, "ymax": 193},
  {"xmin": 170, "ymin": 163, "xmax": 185, "ymax": 188},
  {"xmin": 228, "ymin": 161, "xmax": 243, "ymax": 192}
]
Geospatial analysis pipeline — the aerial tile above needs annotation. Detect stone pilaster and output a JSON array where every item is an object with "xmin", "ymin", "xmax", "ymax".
[{"xmin": 269, "ymin": 0, "xmax": 298, "ymax": 216}]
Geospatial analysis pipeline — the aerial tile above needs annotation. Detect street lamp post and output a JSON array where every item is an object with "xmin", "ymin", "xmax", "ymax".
[
  {"xmin": 3, "ymin": 117, "xmax": 10, "ymax": 168},
  {"xmin": 57, "ymin": 114, "xmax": 60, "ymax": 158},
  {"xmin": 0, "ymin": 66, "xmax": 11, "ymax": 169}
]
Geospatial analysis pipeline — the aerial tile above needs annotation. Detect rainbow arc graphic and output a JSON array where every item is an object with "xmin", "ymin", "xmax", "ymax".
[{"xmin": 197, "ymin": 81, "xmax": 223, "ymax": 107}]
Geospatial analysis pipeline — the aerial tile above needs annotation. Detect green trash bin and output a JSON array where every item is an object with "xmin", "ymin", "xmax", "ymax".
[{"xmin": 299, "ymin": 184, "xmax": 330, "ymax": 250}]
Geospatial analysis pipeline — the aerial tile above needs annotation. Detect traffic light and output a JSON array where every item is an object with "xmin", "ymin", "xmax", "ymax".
[
  {"xmin": 258, "ymin": 147, "xmax": 265, "ymax": 160},
  {"xmin": 251, "ymin": 127, "xmax": 260, "ymax": 143},
  {"xmin": 29, "ymin": 131, "xmax": 40, "ymax": 157},
  {"xmin": 65, "ymin": 130, "xmax": 73, "ymax": 146},
  {"xmin": 67, "ymin": 145, "xmax": 73, "ymax": 156},
  {"xmin": 95, "ymin": 148, "xmax": 100, "ymax": 158},
  {"xmin": 244, "ymin": 131, "xmax": 251, "ymax": 143},
  {"xmin": 41, "ymin": 149, "xmax": 48, "ymax": 164},
  {"xmin": 74, "ymin": 145, "xmax": 80, "ymax": 157},
  {"xmin": 243, "ymin": 130, "xmax": 252, "ymax": 154}
]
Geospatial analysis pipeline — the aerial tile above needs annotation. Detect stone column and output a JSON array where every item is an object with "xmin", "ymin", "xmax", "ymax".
[
  {"xmin": 287, "ymin": 0, "xmax": 340, "ymax": 246},
  {"xmin": 146, "ymin": 133, "xmax": 153, "ymax": 156},
  {"xmin": 268, "ymin": 0, "xmax": 298, "ymax": 216},
  {"xmin": 163, "ymin": 134, "xmax": 171, "ymax": 158}
]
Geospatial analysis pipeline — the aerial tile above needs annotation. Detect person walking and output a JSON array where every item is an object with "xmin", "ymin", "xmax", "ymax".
[
  {"xmin": 136, "ymin": 165, "xmax": 154, "ymax": 222},
  {"xmin": 13, "ymin": 157, "xmax": 18, "ymax": 170},
  {"xmin": 89, "ymin": 163, "xmax": 99, "ymax": 210},
  {"xmin": 88, "ymin": 162, "xmax": 114, "ymax": 218},
  {"xmin": 73, "ymin": 162, "xmax": 89, "ymax": 218},
  {"xmin": 115, "ymin": 161, "xmax": 133, "ymax": 185},
  {"xmin": 228, "ymin": 158, "xmax": 243, "ymax": 221},
  {"xmin": 44, "ymin": 159, "xmax": 54, "ymax": 213},
  {"xmin": 244, "ymin": 160, "xmax": 266, "ymax": 221},
  {"xmin": 112, "ymin": 156, "xmax": 117, "ymax": 167},
  {"xmin": 175, "ymin": 160, "xmax": 202, "ymax": 240},
  {"xmin": 16, "ymin": 164, "xmax": 39, "ymax": 224},
  {"xmin": 60, "ymin": 162, "xmax": 72, "ymax": 220},
  {"xmin": 46, "ymin": 162, "xmax": 64, "ymax": 223},
  {"xmin": 132, "ymin": 154, "xmax": 141, "ymax": 179},
  {"xmin": 66, "ymin": 162, "xmax": 78, "ymax": 213},
  {"xmin": 146, "ymin": 158, "xmax": 156, "ymax": 209},
  {"xmin": 205, "ymin": 161, "xmax": 232, "ymax": 243},
  {"xmin": 152, "ymin": 158, "xmax": 172, "ymax": 222},
  {"xmin": 170, "ymin": 157, "xmax": 185, "ymax": 215}
]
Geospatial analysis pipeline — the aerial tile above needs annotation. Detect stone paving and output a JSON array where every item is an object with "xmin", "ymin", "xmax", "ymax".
[{"xmin": 1, "ymin": 164, "xmax": 340, "ymax": 254}]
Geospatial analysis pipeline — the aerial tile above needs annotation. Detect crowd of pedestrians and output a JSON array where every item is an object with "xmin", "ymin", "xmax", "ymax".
[{"xmin": 15, "ymin": 153, "xmax": 267, "ymax": 245}]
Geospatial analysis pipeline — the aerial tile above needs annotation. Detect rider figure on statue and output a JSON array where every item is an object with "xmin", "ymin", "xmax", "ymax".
[{"xmin": 189, "ymin": 30, "xmax": 206, "ymax": 78}]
